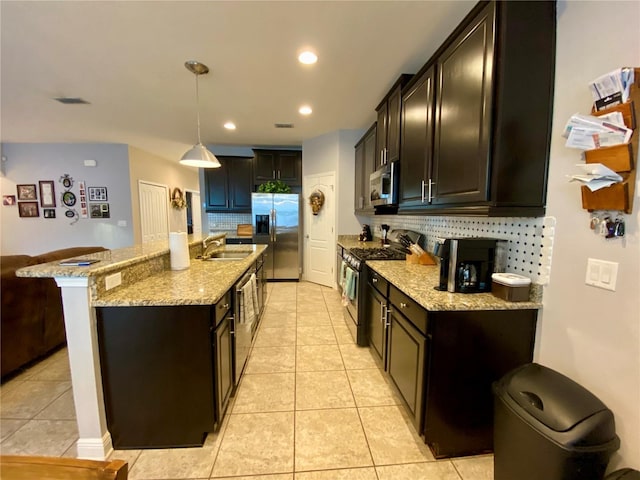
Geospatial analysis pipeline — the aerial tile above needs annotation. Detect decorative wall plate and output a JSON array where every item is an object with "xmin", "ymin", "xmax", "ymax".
[{"xmin": 62, "ymin": 191, "xmax": 76, "ymax": 207}]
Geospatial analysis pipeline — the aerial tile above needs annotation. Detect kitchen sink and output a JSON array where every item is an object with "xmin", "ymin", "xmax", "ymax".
[{"xmin": 203, "ymin": 251, "xmax": 251, "ymax": 261}]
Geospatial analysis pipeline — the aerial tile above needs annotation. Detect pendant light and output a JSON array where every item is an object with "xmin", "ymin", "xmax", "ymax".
[{"xmin": 179, "ymin": 60, "xmax": 221, "ymax": 168}]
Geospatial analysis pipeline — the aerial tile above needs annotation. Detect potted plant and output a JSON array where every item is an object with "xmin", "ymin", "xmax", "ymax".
[{"xmin": 257, "ymin": 180, "xmax": 291, "ymax": 193}]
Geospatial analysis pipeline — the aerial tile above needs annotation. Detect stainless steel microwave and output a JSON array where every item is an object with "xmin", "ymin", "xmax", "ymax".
[{"xmin": 370, "ymin": 161, "xmax": 399, "ymax": 207}]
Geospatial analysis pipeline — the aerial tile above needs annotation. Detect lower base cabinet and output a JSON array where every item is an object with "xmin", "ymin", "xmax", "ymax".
[
  {"xmin": 366, "ymin": 278, "xmax": 537, "ymax": 459},
  {"xmin": 97, "ymin": 291, "xmax": 233, "ymax": 449}
]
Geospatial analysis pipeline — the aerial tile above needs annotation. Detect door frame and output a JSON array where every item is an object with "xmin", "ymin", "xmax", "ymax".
[
  {"xmin": 302, "ymin": 171, "xmax": 336, "ymax": 287},
  {"xmin": 184, "ymin": 188, "xmax": 202, "ymax": 235}
]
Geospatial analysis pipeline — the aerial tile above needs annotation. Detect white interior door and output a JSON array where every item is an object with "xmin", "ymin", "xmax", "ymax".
[
  {"xmin": 189, "ymin": 190, "xmax": 202, "ymax": 235},
  {"xmin": 139, "ymin": 181, "xmax": 169, "ymax": 243},
  {"xmin": 303, "ymin": 172, "xmax": 335, "ymax": 287}
]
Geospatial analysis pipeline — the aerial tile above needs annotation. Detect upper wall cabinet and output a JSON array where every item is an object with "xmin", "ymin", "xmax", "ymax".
[
  {"xmin": 355, "ymin": 123, "xmax": 377, "ymax": 213},
  {"xmin": 205, "ymin": 156, "xmax": 253, "ymax": 213},
  {"xmin": 375, "ymin": 75, "xmax": 413, "ymax": 168},
  {"xmin": 253, "ymin": 149, "xmax": 302, "ymax": 188},
  {"xmin": 398, "ymin": 1, "xmax": 556, "ymax": 217}
]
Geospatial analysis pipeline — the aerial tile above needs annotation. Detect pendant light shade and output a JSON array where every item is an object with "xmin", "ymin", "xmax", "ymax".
[{"xmin": 179, "ymin": 60, "xmax": 221, "ymax": 169}]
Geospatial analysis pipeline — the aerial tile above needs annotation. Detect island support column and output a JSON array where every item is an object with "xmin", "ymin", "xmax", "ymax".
[{"xmin": 56, "ymin": 276, "xmax": 113, "ymax": 460}]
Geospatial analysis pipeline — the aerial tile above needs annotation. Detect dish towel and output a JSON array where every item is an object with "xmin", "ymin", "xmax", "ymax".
[
  {"xmin": 242, "ymin": 279, "xmax": 256, "ymax": 325},
  {"xmin": 339, "ymin": 260, "xmax": 348, "ymax": 290},
  {"xmin": 343, "ymin": 267, "xmax": 357, "ymax": 302}
]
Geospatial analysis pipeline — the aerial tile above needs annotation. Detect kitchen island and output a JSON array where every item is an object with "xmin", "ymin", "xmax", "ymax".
[{"xmin": 16, "ymin": 234, "xmax": 267, "ymax": 459}]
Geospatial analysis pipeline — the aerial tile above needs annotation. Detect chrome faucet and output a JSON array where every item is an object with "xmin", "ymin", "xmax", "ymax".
[{"xmin": 202, "ymin": 235, "xmax": 225, "ymax": 258}]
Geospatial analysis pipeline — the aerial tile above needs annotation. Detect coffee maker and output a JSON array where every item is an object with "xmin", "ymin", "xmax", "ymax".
[{"xmin": 433, "ymin": 237, "xmax": 502, "ymax": 293}]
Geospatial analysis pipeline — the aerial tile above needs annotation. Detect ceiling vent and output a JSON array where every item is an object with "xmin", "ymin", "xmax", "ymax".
[
  {"xmin": 54, "ymin": 97, "xmax": 90, "ymax": 105},
  {"xmin": 274, "ymin": 123, "xmax": 294, "ymax": 129}
]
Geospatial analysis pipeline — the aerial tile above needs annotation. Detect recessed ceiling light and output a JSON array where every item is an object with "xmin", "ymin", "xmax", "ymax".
[
  {"xmin": 299, "ymin": 105, "xmax": 313, "ymax": 116},
  {"xmin": 298, "ymin": 51, "xmax": 318, "ymax": 65},
  {"xmin": 224, "ymin": 122, "xmax": 236, "ymax": 130}
]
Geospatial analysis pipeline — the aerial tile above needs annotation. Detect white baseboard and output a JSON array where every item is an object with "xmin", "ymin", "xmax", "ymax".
[{"xmin": 76, "ymin": 432, "xmax": 114, "ymax": 460}]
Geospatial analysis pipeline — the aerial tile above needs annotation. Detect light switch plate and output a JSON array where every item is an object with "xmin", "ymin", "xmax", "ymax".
[
  {"xmin": 585, "ymin": 258, "xmax": 618, "ymax": 291},
  {"xmin": 105, "ymin": 272, "xmax": 122, "ymax": 291}
]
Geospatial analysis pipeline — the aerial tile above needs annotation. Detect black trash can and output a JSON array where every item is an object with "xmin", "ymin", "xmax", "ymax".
[
  {"xmin": 493, "ymin": 363, "xmax": 620, "ymax": 480},
  {"xmin": 606, "ymin": 470, "xmax": 640, "ymax": 480}
]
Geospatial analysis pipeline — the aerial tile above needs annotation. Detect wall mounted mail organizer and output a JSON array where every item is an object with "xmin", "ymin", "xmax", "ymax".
[{"xmin": 571, "ymin": 67, "xmax": 639, "ymax": 215}]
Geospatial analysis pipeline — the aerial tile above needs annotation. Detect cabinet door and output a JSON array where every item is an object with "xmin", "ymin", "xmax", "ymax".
[
  {"xmin": 399, "ymin": 66, "xmax": 435, "ymax": 207},
  {"xmin": 277, "ymin": 151, "xmax": 302, "ymax": 185},
  {"xmin": 386, "ymin": 84, "xmax": 403, "ymax": 164},
  {"xmin": 432, "ymin": 2, "xmax": 495, "ymax": 205},
  {"xmin": 215, "ymin": 314, "xmax": 233, "ymax": 421},
  {"xmin": 229, "ymin": 156, "xmax": 253, "ymax": 211},
  {"xmin": 376, "ymin": 104, "xmax": 388, "ymax": 168},
  {"xmin": 387, "ymin": 307, "xmax": 426, "ymax": 430},
  {"xmin": 363, "ymin": 125, "xmax": 377, "ymax": 209},
  {"xmin": 354, "ymin": 140, "xmax": 365, "ymax": 211},
  {"xmin": 204, "ymin": 163, "xmax": 229, "ymax": 210},
  {"xmin": 365, "ymin": 281, "xmax": 386, "ymax": 365},
  {"xmin": 253, "ymin": 150, "xmax": 276, "ymax": 182}
]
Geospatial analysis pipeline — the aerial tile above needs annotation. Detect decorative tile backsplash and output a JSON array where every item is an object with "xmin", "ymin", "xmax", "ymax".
[
  {"xmin": 207, "ymin": 213, "xmax": 252, "ymax": 231},
  {"xmin": 360, "ymin": 214, "xmax": 556, "ymax": 285}
]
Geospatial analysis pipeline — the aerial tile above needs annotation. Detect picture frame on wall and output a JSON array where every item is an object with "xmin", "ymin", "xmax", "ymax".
[
  {"xmin": 39, "ymin": 180, "xmax": 56, "ymax": 207},
  {"xmin": 18, "ymin": 201, "xmax": 39, "ymax": 218},
  {"xmin": 88, "ymin": 187, "xmax": 108, "ymax": 202},
  {"xmin": 90, "ymin": 203, "xmax": 110, "ymax": 218},
  {"xmin": 43, "ymin": 208, "xmax": 56, "ymax": 219},
  {"xmin": 16, "ymin": 184, "xmax": 37, "ymax": 201},
  {"xmin": 3, "ymin": 195, "xmax": 16, "ymax": 206}
]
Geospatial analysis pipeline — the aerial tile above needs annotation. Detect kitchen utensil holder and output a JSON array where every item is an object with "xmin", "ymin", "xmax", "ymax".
[{"xmin": 406, "ymin": 252, "xmax": 437, "ymax": 265}]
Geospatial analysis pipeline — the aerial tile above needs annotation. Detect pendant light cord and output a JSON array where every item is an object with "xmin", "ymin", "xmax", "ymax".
[{"xmin": 195, "ymin": 73, "xmax": 202, "ymax": 145}]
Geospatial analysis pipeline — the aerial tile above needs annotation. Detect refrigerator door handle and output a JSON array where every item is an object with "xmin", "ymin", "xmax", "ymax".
[{"xmin": 271, "ymin": 209, "xmax": 277, "ymax": 242}]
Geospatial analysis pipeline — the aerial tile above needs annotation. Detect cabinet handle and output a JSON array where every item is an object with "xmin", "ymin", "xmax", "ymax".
[
  {"xmin": 372, "ymin": 277, "xmax": 378, "ymax": 283},
  {"xmin": 400, "ymin": 302, "xmax": 408, "ymax": 309},
  {"xmin": 222, "ymin": 303, "xmax": 230, "ymax": 309},
  {"xmin": 380, "ymin": 149, "xmax": 384, "ymax": 166},
  {"xmin": 272, "ymin": 170, "xmax": 276, "ymax": 179},
  {"xmin": 278, "ymin": 170, "xmax": 281, "ymax": 179},
  {"xmin": 428, "ymin": 179, "xmax": 435, "ymax": 203},
  {"xmin": 421, "ymin": 180, "xmax": 426, "ymax": 203},
  {"xmin": 380, "ymin": 303, "xmax": 385, "ymax": 323}
]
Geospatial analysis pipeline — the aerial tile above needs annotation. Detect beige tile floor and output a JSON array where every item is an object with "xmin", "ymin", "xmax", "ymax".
[{"xmin": 0, "ymin": 281, "xmax": 493, "ymax": 479}]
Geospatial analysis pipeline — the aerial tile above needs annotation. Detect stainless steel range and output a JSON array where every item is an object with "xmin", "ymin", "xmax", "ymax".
[{"xmin": 338, "ymin": 230, "xmax": 423, "ymax": 346}]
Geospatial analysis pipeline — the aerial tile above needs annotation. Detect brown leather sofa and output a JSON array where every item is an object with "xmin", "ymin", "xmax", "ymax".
[{"xmin": 1, "ymin": 246, "xmax": 107, "ymax": 379}]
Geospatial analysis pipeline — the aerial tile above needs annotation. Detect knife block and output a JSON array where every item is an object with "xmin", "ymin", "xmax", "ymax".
[{"xmin": 406, "ymin": 252, "xmax": 437, "ymax": 265}]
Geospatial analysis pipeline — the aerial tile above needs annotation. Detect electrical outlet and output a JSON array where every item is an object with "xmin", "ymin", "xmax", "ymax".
[
  {"xmin": 105, "ymin": 272, "xmax": 122, "ymax": 291},
  {"xmin": 585, "ymin": 258, "xmax": 618, "ymax": 291}
]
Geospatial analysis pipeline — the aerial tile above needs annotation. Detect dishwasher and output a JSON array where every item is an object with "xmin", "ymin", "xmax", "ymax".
[{"xmin": 232, "ymin": 270, "xmax": 257, "ymax": 385}]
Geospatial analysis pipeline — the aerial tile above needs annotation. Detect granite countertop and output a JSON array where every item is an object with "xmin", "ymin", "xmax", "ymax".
[
  {"xmin": 15, "ymin": 233, "xmax": 213, "ymax": 279},
  {"xmin": 94, "ymin": 244, "xmax": 267, "ymax": 307},
  {"xmin": 337, "ymin": 235, "xmax": 385, "ymax": 250},
  {"xmin": 366, "ymin": 260, "xmax": 542, "ymax": 312}
]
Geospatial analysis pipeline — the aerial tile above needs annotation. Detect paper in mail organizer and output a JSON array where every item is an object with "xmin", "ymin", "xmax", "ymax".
[{"xmin": 568, "ymin": 163, "xmax": 623, "ymax": 192}]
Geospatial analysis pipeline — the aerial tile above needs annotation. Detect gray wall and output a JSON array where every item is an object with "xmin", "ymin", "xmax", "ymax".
[
  {"xmin": 537, "ymin": 0, "xmax": 639, "ymax": 470},
  {"xmin": 0, "ymin": 143, "xmax": 134, "ymax": 255}
]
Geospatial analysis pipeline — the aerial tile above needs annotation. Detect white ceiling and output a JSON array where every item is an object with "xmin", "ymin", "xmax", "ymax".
[{"xmin": 1, "ymin": 1, "xmax": 475, "ymax": 163}]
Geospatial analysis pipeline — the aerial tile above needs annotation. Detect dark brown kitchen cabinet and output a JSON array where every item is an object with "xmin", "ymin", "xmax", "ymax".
[
  {"xmin": 399, "ymin": 66, "xmax": 435, "ymax": 207},
  {"xmin": 375, "ymin": 74, "xmax": 413, "ymax": 168},
  {"xmin": 96, "ymin": 291, "xmax": 234, "ymax": 450},
  {"xmin": 205, "ymin": 156, "xmax": 253, "ymax": 212},
  {"xmin": 365, "ymin": 269, "xmax": 388, "ymax": 364},
  {"xmin": 214, "ymin": 302, "xmax": 233, "ymax": 421},
  {"xmin": 253, "ymin": 149, "xmax": 302, "ymax": 187},
  {"xmin": 398, "ymin": 0, "xmax": 556, "ymax": 216},
  {"xmin": 387, "ymin": 285, "xmax": 428, "ymax": 431},
  {"xmin": 354, "ymin": 123, "xmax": 377, "ymax": 213},
  {"xmin": 96, "ymin": 305, "xmax": 217, "ymax": 449}
]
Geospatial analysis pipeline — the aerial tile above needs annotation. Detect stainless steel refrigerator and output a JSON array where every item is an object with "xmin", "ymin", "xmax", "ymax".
[{"xmin": 251, "ymin": 193, "xmax": 300, "ymax": 280}]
